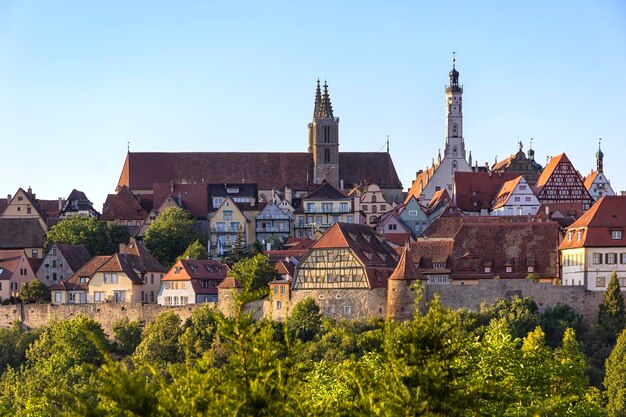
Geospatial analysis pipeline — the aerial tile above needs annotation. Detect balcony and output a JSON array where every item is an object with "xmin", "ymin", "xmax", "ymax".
[
  {"xmin": 303, "ymin": 207, "xmax": 350, "ymax": 214},
  {"xmin": 256, "ymin": 226, "xmax": 290, "ymax": 233},
  {"xmin": 211, "ymin": 227, "xmax": 239, "ymax": 233},
  {"xmin": 256, "ymin": 214, "xmax": 291, "ymax": 220}
]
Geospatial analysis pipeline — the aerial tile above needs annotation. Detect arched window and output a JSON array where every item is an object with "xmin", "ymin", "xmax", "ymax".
[
  {"xmin": 452, "ymin": 123, "xmax": 458, "ymax": 137},
  {"xmin": 371, "ymin": 195, "xmax": 377, "ymax": 203},
  {"xmin": 324, "ymin": 126, "xmax": 329, "ymax": 143},
  {"xmin": 452, "ymin": 161, "xmax": 458, "ymax": 173},
  {"xmin": 324, "ymin": 148, "xmax": 330, "ymax": 163},
  {"xmin": 372, "ymin": 205, "xmax": 377, "ymax": 213},
  {"xmin": 453, "ymin": 146, "xmax": 458, "ymax": 157}
]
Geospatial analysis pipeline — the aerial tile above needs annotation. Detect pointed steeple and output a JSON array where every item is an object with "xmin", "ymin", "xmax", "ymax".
[
  {"xmin": 596, "ymin": 138, "xmax": 604, "ymax": 172},
  {"xmin": 527, "ymin": 138, "xmax": 535, "ymax": 161},
  {"xmin": 468, "ymin": 151, "xmax": 472, "ymax": 167},
  {"xmin": 389, "ymin": 244, "xmax": 425, "ymax": 281},
  {"xmin": 313, "ymin": 79, "xmax": 322, "ymax": 119},
  {"xmin": 448, "ymin": 51, "xmax": 461, "ymax": 92},
  {"xmin": 316, "ymin": 80, "xmax": 334, "ymax": 118}
]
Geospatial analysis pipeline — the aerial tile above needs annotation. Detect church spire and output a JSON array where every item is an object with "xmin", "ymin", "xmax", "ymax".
[
  {"xmin": 313, "ymin": 79, "xmax": 322, "ymax": 118},
  {"xmin": 596, "ymin": 138, "xmax": 604, "ymax": 172},
  {"xmin": 448, "ymin": 52, "xmax": 461, "ymax": 92},
  {"xmin": 316, "ymin": 80, "xmax": 334, "ymax": 118}
]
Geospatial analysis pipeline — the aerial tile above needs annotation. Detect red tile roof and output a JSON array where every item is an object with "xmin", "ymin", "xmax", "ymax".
[
  {"xmin": 389, "ymin": 245, "xmax": 426, "ymax": 281},
  {"xmin": 120, "ymin": 239, "xmax": 166, "ymax": 272},
  {"xmin": 583, "ymin": 171, "xmax": 599, "ymax": 191},
  {"xmin": 101, "ymin": 185, "xmax": 149, "ymax": 221},
  {"xmin": 425, "ymin": 188, "xmax": 451, "ymax": 213},
  {"xmin": 490, "ymin": 176, "xmax": 523, "ymax": 210},
  {"xmin": 218, "ymin": 276, "xmax": 242, "ymax": 289},
  {"xmin": 117, "ymin": 151, "xmax": 402, "ymax": 193},
  {"xmin": 0, "ymin": 218, "xmax": 46, "ymax": 249},
  {"xmin": 535, "ymin": 153, "xmax": 569, "ymax": 190},
  {"xmin": 559, "ymin": 196, "xmax": 626, "ymax": 249},
  {"xmin": 152, "ymin": 183, "xmax": 209, "ymax": 218},
  {"xmin": 0, "ymin": 250, "xmax": 27, "ymax": 280},
  {"xmin": 454, "ymin": 171, "xmax": 519, "ymax": 212},
  {"xmin": 55, "ymin": 244, "xmax": 92, "ymax": 271}
]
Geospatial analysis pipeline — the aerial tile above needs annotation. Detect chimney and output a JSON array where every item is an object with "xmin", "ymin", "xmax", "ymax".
[
  {"xmin": 340, "ymin": 179, "xmax": 344, "ymax": 190},
  {"xmin": 170, "ymin": 180, "xmax": 174, "ymax": 192},
  {"xmin": 545, "ymin": 206, "xmax": 550, "ymax": 216},
  {"xmin": 58, "ymin": 197, "xmax": 63, "ymax": 210},
  {"xmin": 7, "ymin": 194, "xmax": 11, "ymax": 201},
  {"xmin": 27, "ymin": 186, "xmax": 32, "ymax": 195},
  {"xmin": 285, "ymin": 187, "xmax": 292, "ymax": 204}
]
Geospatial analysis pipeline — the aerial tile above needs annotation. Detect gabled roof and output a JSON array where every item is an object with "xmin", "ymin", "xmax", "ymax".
[
  {"xmin": 163, "ymin": 259, "xmax": 227, "ymax": 281},
  {"xmin": 218, "ymin": 276, "xmax": 242, "ymax": 289},
  {"xmin": 0, "ymin": 250, "xmax": 27, "ymax": 280},
  {"xmin": 152, "ymin": 183, "xmax": 209, "ymax": 218},
  {"xmin": 454, "ymin": 171, "xmax": 519, "ymax": 212},
  {"xmin": 426, "ymin": 188, "xmax": 451, "ymax": 213},
  {"xmin": 67, "ymin": 189, "xmax": 88, "ymax": 201},
  {"xmin": 120, "ymin": 238, "xmax": 166, "ymax": 272},
  {"xmin": 0, "ymin": 218, "xmax": 46, "ymax": 249},
  {"xmin": 410, "ymin": 239, "xmax": 454, "ymax": 270},
  {"xmin": 54, "ymin": 244, "xmax": 92, "ymax": 271},
  {"xmin": 50, "ymin": 255, "xmax": 111, "ymax": 291},
  {"xmin": 490, "ymin": 176, "xmax": 524, "ymax": 210},
  {"xmin": 389, "ymin": 245, "xmax": 425, "ymax": 281},
  {"xmin": 535, "ymin": 153, "xmax": 570, "ymax": 190},
  {"xmin": 304, "ymin": 180, "xmax": 349, "ymax": 200},
  {"xmin": 405, "ymin": 163, "xmax": 440, "ymax": 203},
  {"xmin": 101, "ymin": 185, "xmax": 149, "ymax": 221},
  {"xmin": 98, "ymin": 254, "xmax": 144, "ymax": 284},
  {"xmin": 583, "ymin": 171, "xmax": 599, "ymax": 191},
  {"xmin": 560, "ymin": 196, "xmax": 626, "ymax": 249},
  {"xmin": 117, "ymin": 152, "xmax": 402, "ymax": 193}
]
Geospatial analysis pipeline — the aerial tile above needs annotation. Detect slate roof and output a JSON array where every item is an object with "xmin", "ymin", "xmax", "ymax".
[
  {"xmin": 304, "ymin": 180, "xmax": 350, "ymax": 200},
  {"xmin": 559, "ymin": 196, "xmax": 626, "ymax": 249},
  {"xmin": 120, "ymin": 239, "xmax": 166, "ymax": 272},
  {"xmin": 454, "ymin": 171, "xmax": 519, "ymax": 212},
  {"xmin": 0, "ymin": 198, "xmax": 8, "ymax": 215},
  {"xmin": 101, "ymin": 185, "xmax": 149, "ymax": 221},
  {"xmin": 50, "ymin": 255, "xmax": 110, "ymax": 291},
  {"xmin": 0, "ymin": 218, "xmax": 46, "ymax": 249},
  {"xmin": 117, "ymin": 151, "xmax": 402, "ymax": 193}
]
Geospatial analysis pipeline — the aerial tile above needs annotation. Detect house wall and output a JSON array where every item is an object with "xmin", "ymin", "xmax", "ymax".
[
  {"xmin": 290, "ymin": 288, "xmax": 388, "ymax": 319},
  {"xmin": 88, "ymin": 272, "xmax": 142, "ymax": 303},
  {"xmin": 157, "ymin": 280, "xmax": 196, "ymax": 305},
  {"xmin": 1, "ymin": 189, "xmax": 48, "ymax": 231},
  {"xmin": 141, "ymin": 271, "xmax": 163, "ymax": 303},
  {"xmin": 491, "ymin": 178, "xmax": 540, "ymax": 216},
  {"xmin": 37, "ymin": 247, "xmax": 76, "ymax": 286}
]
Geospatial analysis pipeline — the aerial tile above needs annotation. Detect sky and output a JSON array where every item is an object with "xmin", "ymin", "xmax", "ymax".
[{"xmin": 1, "ymin": 1, "xmax": 625, "ymax": 210}]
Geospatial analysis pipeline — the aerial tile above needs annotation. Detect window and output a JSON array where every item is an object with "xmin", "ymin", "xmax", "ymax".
[
  {"xmin": 327, "ymin": 306, "xmax": 335, "ymax": 314},
  {"xmin": 213, "ymin": 197, "xmax": 224, "ymax": 207},
  {"xmin": 54, "ymin": 292, "xmax": 61, "ymax": 303},
  {"xmin": 340, "ymin": 202, "xmax": 348, "ymax": 212},
  {"xmin": 371, "ymin": 195, "xmax": 377, "ymax": 203},
  {"xmin": 388, "ymin": 224, "xmax": 397, "ymax": 231},
  {"xmin": 215, "ymin": 222, "xmax": 226, "ymax": 231},
  {"xmin": 11, "ymin": 282, "xmax": 17, "ymax": 291},
  {"xmin": 230, "ymin": 221, "xmax": 240, "ymax": 231},
  {"xmin": 324, "ymin": 148, "xmax": 330, "ymax": 163},
  {"xmin": 593, "ymin": 253, "xmax": 603, "ymax": 265},
  {"xmin": 322, "ymin": 203, "xmax": 332, "ymax": 212},
  {"xmin": 276, "ymin": 300, "xmax": 283, "ymax": 310},
  {"xmin": 343, "ymin": 306, "xmax": 351, "ymax": 315},
  {"xmin": 577, "ymin": 229, "xmax": 584, "ymax": 240},
  {"xmin": 596, "ymin": 276, "xmax": 606, "ymax": 287},
  {"xmin": 327, "ymin": 274, "xmax": 333, "ymax": 283},
  {"xmin": 381, "ymin": 205, "xmax": 386, "ymax": 211},
  {"xmin": 484, "ymin": 267, "xmax": 491, "ymax": 273},
  {"xmin": 607, "ymin": 253, "xmax": 617, "ymax": 264},
  {"xmin": 94, "ymin": 291, "xmax": 105, "ymax": 302},
  {"xmin": 408, "ymin": 210, "xmax": 418, "ymax": 216},
  {"xmin": 362, "ymin": 205, "xmax": 368, "ymax": 211},
  {"xmin": 520, "ymin": 185, "xmax": 527, "ymax": 191},
  {"xmin": 525, "ymin": 197, "xmax": 531, "ymax": 202},
  {"xmin": 80, "ymin": 277, "xmax": 88, "ymax": 283},
  {"xmin": 280, "ymin": 285, "xmax": 285, "ymax": 294},
  {"xmin": 306, "ymin": 203, "xmax": 315, "ymax": 212},
  {"xmin": 506, "ymin": 266, "xmax": 513, "ymax": 273},
  {"xmin": 20, "ymin": 268, "xmax": 27, "ymax": 276},
  {"xmin": 32, "ymin": 250, "xmax": 38, "ymax": 258},
  {"xmin": 52, "ymin": 272, "xmax": 57, "ymax": 281},
  {"xmin": 150, "ymin": 274, "xmax": 154, "ymax": 285},
  {"xmin": 223, "ymin": 210, "xmax": 233, "ymax": 220},
  {"xmin": 612, "ymin": 231, "xmax": 623, "ymax": 240},
  {"xmin": 514, "ymin": 197, "xmax": 521, "ymax": 202},
  {"xmin": 273, "ymin": 286, "xmax": 278, "ymax": 294},
  {"xmin": 621, "ymin": 253, "xmax": 626, "ymax": 264},
  {"xmin": 372, "ymin": 206, "xmax": 377, "ymax": 214}
]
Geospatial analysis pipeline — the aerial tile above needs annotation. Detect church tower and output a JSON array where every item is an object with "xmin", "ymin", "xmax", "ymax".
[
  {"xmin": 444, "ymin": 53, "xmax": 467, "ymax": 163},
  {"xmin": 308, "ymin": 79, "xmax": 339, "ymax": 185}
]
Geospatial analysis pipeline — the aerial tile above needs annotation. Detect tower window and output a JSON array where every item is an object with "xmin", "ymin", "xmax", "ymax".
[
  {"xmin": 453, "ymin": 147, "xmax": 458, "ymax": 157},
  {"xmin": 453, "ymin": 123, "xmax": 458, "ymax": 137},
  {"xmin": 324, "ymin": 148, "xmax": 330, "ymax": 163},
  {"xmin": 324, "ymin": 125, "xmax": 329, "ymax": 143}
]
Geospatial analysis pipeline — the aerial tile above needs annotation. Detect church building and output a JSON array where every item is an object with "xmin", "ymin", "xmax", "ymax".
[
  {"xmin": 406, "ymin": 56, "xmax": 472, "ymax": 203},
  {"xmin": 114, "ymin": 80, "xmax": 403, "ymax": 209}
]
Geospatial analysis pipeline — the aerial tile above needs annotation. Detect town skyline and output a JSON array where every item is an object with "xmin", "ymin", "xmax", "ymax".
[{"xmin": 1, "ymin": 1, "xmax": 625, "ymax": 208}]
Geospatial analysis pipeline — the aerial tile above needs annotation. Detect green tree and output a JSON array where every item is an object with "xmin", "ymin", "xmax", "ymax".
[
  {"xmin": 598, "ymin": 271, "xmax": 626, "ymax": 345},
  {"xmin": 540, "ymin": 303, "xmax": 585, "ymax": 348},
  {"xmin": 222, "ymin": 226, "xmax": 249, "ymax": 265},
  {"xmin": 0, "ymin": 322, "xmax": 39, "ymax": 374},
  {"xmin": 112, "ymin": 318, "xmax": 142, "ymax": 357},
  {"xmin": 144, "ymin": 207, "xmax": 199, "ymax": 267},
  {"xmin": 178, "ymin": 239, "xmax": 209, "ymax": 260},
  {"xmin": 179, "ymin": 305, "xmax": 220, "ymax": 360},
  {"xmin": 606, "ymin": 327, "xmax": 626, "ymax": 417},
  {"xmin": 229, "ymin": 253, "xmax": 276, "ymax": 297},
  {"xmin": 46, "ymin": 216, "xmax": 130, "ymax": 256},
  {"xmin": 19, "ymin": 278, "xmax": 51, "ymax": 303},
  {"xmin": 133, "ymin": 311, "xmax": 183, "ymax": 367},
  {"xmin": 289, "ymin": 298, "xmax": 322, "ymax": 342}
]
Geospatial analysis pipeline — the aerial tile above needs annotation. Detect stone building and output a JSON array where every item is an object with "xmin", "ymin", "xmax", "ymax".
[
  {"xmin": 386, "ymin": 245, "xmax": 426, "ymax": 321},
  {"xmin": 491, "ymin": 141, "xmax": 543, "ymax": 187},
  {"xmin": 36, "ymin": 243, "xmax": 91, "ymax": 286}
]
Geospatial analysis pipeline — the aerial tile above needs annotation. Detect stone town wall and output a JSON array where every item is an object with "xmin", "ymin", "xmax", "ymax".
[
  {"xmin": 290, "ymin": 288, "xmax": 388, "ymax": 320},
  {"xmin": 0, "ymin": 280, "xmax": 608, "ymax": 332},
  {"xmin": 0, "ymin": 303, "xmax": 212, "ymax": 336},
  {"xmin": 425, "ymin": 280, "xmax": 605, "ymax": 325}
]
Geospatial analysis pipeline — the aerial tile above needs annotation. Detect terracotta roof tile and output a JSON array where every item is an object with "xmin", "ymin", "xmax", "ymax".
[
  {"xmin": 560, "ymin": 196, "xmax": 626, "ymax": 249},
  {"xmin": 0, "ymin": 218, "xmax": 46, "ymax": 249},
  {"xmin": 101, "ymin": 185, "xmax": 149, "ymax": 221},
  {"xmin": 120, "ymin": 238, "xmax": 166, "ymax": 272},
  {"xmin": 454, "ymin": 171, "xmax": 519, "ymax": 212},
  {"xmin": 491, "ymin": 176, "xmax": 523, "ymax": 210},
  {"xmin": 218, "ymin": 276, "xmax": 242, "ymax": 289},
  {"xmin": 152, "ymin": 183, "xmax": 209, "ymax": 218},
  {"xmin": 389, "ymin": 245, "xmax": 426, "ymax": 281}
]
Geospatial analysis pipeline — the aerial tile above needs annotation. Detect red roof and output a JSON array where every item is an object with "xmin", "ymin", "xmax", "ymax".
[
  {"xmin": 50, "ymin": 255, "xmax": 111, "ymax": 291},
  {"xmin": 389, "ymin": 245, "xmax": 425, "ymax": 281},
  {"xmin": 54, "ymin": 244, "xmax": 92, "ymax": 271},
  {"xmin": 535, "ymin": 153, "xmax": 570, "ymax": 190},
  {"xmin": 491, "ymin": 176, "xmax": 523, "ymax": 210},
  {"xmin": 560, "ymin": 196, "xmax": 626, "ymax": 249},
  {"xmin": 102, "ymin": 186, "xmax": 149, "ymax": 221},
  {"xmin": 218, "ymin": 276, "xmax": 242, "ymax": 289},
  {"xmin": 583, "ymin": 171, "xmax": 599, "ymax": 191},
  {"xmin": 120, "ymin": 239, "xmax": 166, "ymax": 272},
  {"xmin": 117, "ymin": 151, "xmax": 402, "ymax": 192},
  {"xmin": 152, "ymin": 183, "xmax": 209, "ymax": 218},
  {"xmin": 454, "ymin": 171, "xmax": 519, "ymax": 212}
]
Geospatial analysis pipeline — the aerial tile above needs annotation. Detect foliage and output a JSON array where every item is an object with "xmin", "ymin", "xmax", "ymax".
[
  {"xmin": 606, "ymin": 327, "xmax": 626, "ymax": 417},
  {"xmin": 179, "ymin": 305, "xmax": 220, "ymax": 360},
  {"xmin": 222, "ymin": 226, "xmax": 250, "ymax": 265},
  {"xmin": 177, "ymin": 238, "xmax": 209, "ymax": 260},
  {"xmin": 289, "ymin": 298, "xmax": 322, "ymax": 342},
  {"xmin": 0, "ymin": 322, "xmax": 39, "ymax": 375},
  {"xmin": 598, "ymin": 271, "xmax": 626, "ymax": 345},
  {"xmin": 46, "ymin": 216, "xmax": 130, "ymax": 256},
  {"xmin": 465, "ymin": 296, "xmax": 540, "ymax": 339},
  {"xmin": 133, "ymin": 311, "xmax": 183, "ymax": 367},
  {"xmin": 112, "ymin": 318, "xmax": 142, "ymax": 357},
  {"xmin": 144, "ymin": 207, "xmax": 200, "ymax": 267},
  {"xmin": 19, "ymin": 278, "xmax": 51, "ymax": 303},
  {"xmin": 540, "ymin": 303, "xmax": 585, "ymax": 348},
  {"xmin": 229, "ymin": 253, "xmax": 276, "ymax": 298}
]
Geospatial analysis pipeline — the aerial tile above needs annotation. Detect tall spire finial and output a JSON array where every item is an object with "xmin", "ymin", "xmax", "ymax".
[
  {"xmin": 452, "ymin": 51, "xmax": 456, "ymax": 69},
  {"xmin": 518, "ymin": 139, "xmax": 523, "ymax": 152},
  {"xmin": 386, "ymin": 135, "xmax": 390, "ymax": 154},
  {"xmin": 316, "ymin": 79, "xmax": 334, "ymax": 118},
  {"xmin": 596, "ymin": 137, "xmax": 604, "ymax": 172},
  {"xmin": 127, "ymin": 141, "xmax": 130, "ymax": 152}
]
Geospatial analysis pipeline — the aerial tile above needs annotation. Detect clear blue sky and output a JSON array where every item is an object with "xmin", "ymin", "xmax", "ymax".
[{"xmin": 1, "ymin": 1, "xmax": 625, "ymax": 210}]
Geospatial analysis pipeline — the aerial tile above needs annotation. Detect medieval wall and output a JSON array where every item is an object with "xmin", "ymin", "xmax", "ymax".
[{"xmin": 290, "ymin": 288, "xmax": 387, "ymax": 320}]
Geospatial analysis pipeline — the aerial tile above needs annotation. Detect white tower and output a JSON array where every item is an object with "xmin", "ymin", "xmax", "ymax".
[{"xmin": 444, "ymin": 53, "xmax": 467, "ymax": 164}]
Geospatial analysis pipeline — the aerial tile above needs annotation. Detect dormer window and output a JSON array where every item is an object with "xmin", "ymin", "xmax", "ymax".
[
  {"xmin": 568, "ymin": 231, "xmax": 574, "ymax": 242},
  {"xmin": 506, "ymin": 266, "xmax": 513, "ymax": 273},
  {"xmin": 527, "ymin": 266, "xmax": 534, "ymax": 273},
  {"xmin": 577, "ymin": 229, "xmax": 584, "ymax": 240},
  {"xmin": 174, "ymin": 267, "xmax": 182, "ymax": 274},
  {"xmin": 484, "ymin": 267, "xmax": 491, "ymax": 273},
  {"xmin": 612, "ymin": 230, "xmax": 623, "ymax": 240}
]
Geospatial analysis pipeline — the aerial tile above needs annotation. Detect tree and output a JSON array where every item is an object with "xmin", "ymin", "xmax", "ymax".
[
  {"xmin": 46, "ymin": 216, "xmax": 130, "ymax": 256},
  {"xmin": 144, "ymin": 207, "xmax": 199, "ymax": 268},
  {"xmin": 132, "ymin": 311, "xmax": 183, "ymax": 367},
  {"xmin": 229, "ymin": 253, "xmax": 276, "ymax": 297},
  {"xmin": 289, "ymin": 298, "xmax": 322, "ymax": 342},
  {"xmin": 178, "ymin": 239, "xmax": 209, "ymax": 261},
  {"xmin": 222, "ymin": 226, "xmax": 249, "ymax": 265},
  {"xmin": 540, "ymin": 303, "xmax": 584, "ymax": 348},
  {"xmin": 19, "ymin": 279, "xmax": 51, "ymax": 303},
  {"xmin": 598, "ymin": 271, "xmax": 626, "ymax": 345},
  {"xmin": 606, "ymin": 328, "xmax": 626, "ymax": 417},
  {"xmin": 112, "ymin": 318, "xmax": 142, "ymax": 357}
]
